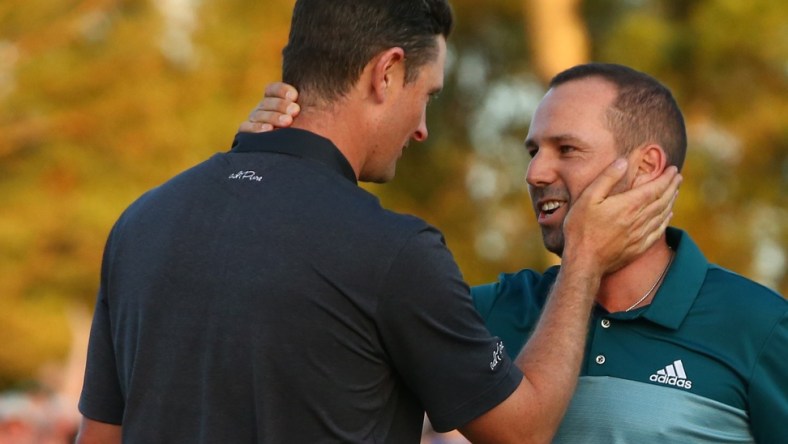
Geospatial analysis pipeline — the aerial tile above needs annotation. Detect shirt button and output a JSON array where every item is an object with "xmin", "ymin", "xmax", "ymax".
[
  {"xmin": 601, "ymin": 319, "xmax": 611, "ymax": 328},
  {"xmin": 595, "ymin": 355, "xmax": 606, "ymax": 365}
]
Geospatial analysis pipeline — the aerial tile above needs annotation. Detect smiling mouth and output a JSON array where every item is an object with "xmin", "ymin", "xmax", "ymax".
[{"xmin": 540, "ymin": 200, "xmax": 565, "ymax": 216}]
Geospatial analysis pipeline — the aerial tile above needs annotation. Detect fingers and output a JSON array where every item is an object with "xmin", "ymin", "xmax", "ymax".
[
  {"xmin": 238, "ymin": 84, "xmax": 301, "ymax": 134},
  {"xmin": 632, "ymin": 170, "xmax": 682, "ymax": 247},
  {"xmin": 239, "ymin": 104, "xmax": 286, "ymax": 133},
  {"xmin": 562, "ymin": 158, "xmax": 629, "ymax": 238},
  {"xmin": 256, "ymin": 96, "xmax": 300, "ymax": 119},
  {"xmin": 630, "ymin": 166, "xmax": 680, "ymax": 208},
  {"xmin": 578, "ymin": 158, "xmax": 628, "ymax": 204},
  {"xmin": 260, "ymin": 82, "xmax": 300, "ymax": 121},
  {"xmin": 645, "ymin": 169, "xmax": 681, "ymax": 223},
  {"xmin": 608, "ymin": 168, "xmax": 681, "ymax": 269},
  {"xmin": 625, "ymin": 167, "xmax": 681, "ymax": 235},
  {"xmin": 238, "ymin": 120, "xmax": 274, "ymax": 133},
  {"xmin": 249, "ymin": 105, "xmax": 295, "ymax": 126},
  {"xmin": 561, "ymin": 163, "xmax": 682, "ymax": 275},
  {"xmin": 265, "ymin": 82, "xmax": 298, "ymax": 102}
]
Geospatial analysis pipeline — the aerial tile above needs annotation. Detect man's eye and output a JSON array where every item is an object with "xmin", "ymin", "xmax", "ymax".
[
  {"xmin": 527, "ymin": 148, "xmax": 538, "ymax": 158},
  {"xmin": 559, "ymin": 145, "xmax": 575, "ymax": 154}
]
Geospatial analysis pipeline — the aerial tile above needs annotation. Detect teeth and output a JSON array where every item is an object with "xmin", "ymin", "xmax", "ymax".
[{"xmin": 541, "ymin": 201, "xmax": 562, "ymax": 212}]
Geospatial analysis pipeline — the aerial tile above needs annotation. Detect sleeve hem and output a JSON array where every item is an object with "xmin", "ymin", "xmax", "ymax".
[{"xmin": 429, "ymin": 363, "xmax": 524, "ymax": 432}]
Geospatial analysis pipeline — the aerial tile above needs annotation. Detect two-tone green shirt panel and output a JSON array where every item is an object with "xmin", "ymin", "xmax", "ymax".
[
  {"xmin": 471, "ymin": 228, "xmax": 788, "ymax": 443},
  {"xmin": 554, "ymin": 377, "xmax": 753, "ymax": 443}
]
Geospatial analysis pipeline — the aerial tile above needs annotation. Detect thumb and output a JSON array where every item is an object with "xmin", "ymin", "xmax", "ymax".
[{"xmin": 580, "ymin": 158, "xmax": 628, "ymax": 204}]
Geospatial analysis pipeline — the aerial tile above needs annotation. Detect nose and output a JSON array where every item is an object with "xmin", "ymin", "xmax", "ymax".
[
  {"xmin": 412, "ymin": 113, "xmax": 428, "ymax": 142},
  {"xmin": 525, "ymin": 150, "xmax": 556, "ymax": 188}
]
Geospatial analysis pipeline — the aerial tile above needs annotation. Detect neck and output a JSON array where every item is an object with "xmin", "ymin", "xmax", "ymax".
[
  {"xmin": 596, "ymin": 235, "xmax": 673, "ymax": 313},
  {"xmin": 290, "ymin": 100, "xmax": 369, "ymax": 181}
]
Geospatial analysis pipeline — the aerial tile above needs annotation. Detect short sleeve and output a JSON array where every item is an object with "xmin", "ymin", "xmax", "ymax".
[
  {"xmin": 375, "ymin": 226, "xmax": 522, "ymax": 433},
  {"xmin": 749, "ymin": 309, "xmax": 788, "ymax": 442}
]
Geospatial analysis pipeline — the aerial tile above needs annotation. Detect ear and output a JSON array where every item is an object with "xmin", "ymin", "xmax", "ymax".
[
  {"xmin": 370, "ymin": 47, "xmax": 406, "ymax": 103},
  {"xmin": 631, "ymin": 143, "xmax": 668, "ymax": 187}
]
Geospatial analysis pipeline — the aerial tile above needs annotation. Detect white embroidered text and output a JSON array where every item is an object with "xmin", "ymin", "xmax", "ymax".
[
  {"xmin": 229, "ymin": 171, "xmax": 263, "ymax": 182},
  {"xmin": 490, "ymin": 341, "xmax": 505, "ymax": 371}
]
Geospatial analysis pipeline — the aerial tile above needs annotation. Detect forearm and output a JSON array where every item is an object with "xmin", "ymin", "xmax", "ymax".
[
  {"xmin": 75, "ymin": 417, "xmax": 122, "ymax": 444},
  {"xmin": 512, "ymin": 260, "xmax": 601, "ymax": 442},
  {"xmin": 459, "ymin": 261, "xmax": 600, "ymax": 444}
]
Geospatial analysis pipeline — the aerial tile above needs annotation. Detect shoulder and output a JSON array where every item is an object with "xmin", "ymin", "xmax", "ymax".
[
  {"xmin": 346, "ymin": 199, "xmax": 444, "ymax": 256},
  {"xmin": 702, "ymin": 265, "xmax": 786, "ymax": 314},
  {"xmin": 117, "ymin": 155, "xmax": 223, "ymax": 218},
  {"xmin": 472, "ymin": 266, "xmax": 559, "ymax": 319},
  {"xmin": 694, "ymin": 265, "xmax": 787, "ymax": 352}
]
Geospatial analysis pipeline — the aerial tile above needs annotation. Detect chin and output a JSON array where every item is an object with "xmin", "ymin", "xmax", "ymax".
[
  {"xmin": 360, "ymin": 170, "xmax": 396, "ymax": 184},
  {"xmin": 541, "ymin": 232, "xmax": 565, "ymax": 258}
]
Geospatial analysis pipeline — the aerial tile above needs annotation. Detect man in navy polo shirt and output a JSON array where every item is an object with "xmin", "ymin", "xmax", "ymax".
[
  {"xmin": 75, "ymin": 3, "xmax": 680, "ymax": 444},
  {"xmin": 247, "ymin": 63, "xmax": 786, "ymax": 442}
]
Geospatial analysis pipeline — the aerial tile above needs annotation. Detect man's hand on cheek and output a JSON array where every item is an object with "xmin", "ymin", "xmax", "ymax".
[
  {"xmin": 238, "ymin": 82, "xmax": 300, "ymax": 133},
  {"xmin": 562, "ymin": 159, "xmax": 681, "ymax": 275}
]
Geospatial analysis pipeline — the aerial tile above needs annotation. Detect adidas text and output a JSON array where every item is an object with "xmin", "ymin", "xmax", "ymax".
[
  {"xmin": 649, "ymin": 374, "xmax": 692, "ymax": 389},
  {"xmin": 650, "ymin": 359, "xmax": 692, "ymax": 390}
]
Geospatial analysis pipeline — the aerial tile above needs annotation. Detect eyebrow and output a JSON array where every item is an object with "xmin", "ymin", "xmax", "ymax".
[{"xmin": 525, "ymin": 134, "xmax": 585, "ymax": 149}]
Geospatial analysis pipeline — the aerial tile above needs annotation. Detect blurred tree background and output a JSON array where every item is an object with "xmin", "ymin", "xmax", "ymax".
[{"xmin": 0, "ymin": 0, "xmax": 785, "ymax": 401}]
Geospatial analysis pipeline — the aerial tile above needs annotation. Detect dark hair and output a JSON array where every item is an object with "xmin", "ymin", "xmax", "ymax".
[
  {"xmin": 282, "ymin": 0, "xmax": 453, "ymax": 106},
  {"xmin": 550, "ymin": 63, "xmax": 687, "ymax": 171}
]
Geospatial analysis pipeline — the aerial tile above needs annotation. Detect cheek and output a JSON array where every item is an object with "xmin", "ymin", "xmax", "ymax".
[
  {"xmin": 406, "ymin": 104, "xmax": 425, "ymax": 130},
  {"xmin": 407, "ymin": 94, "xmax": 429, "ymax": 122},
  {"xmin": 566, "ymin": 173, "xmax": 596, "ymax": 203},
  {"xmin": 608, "ymin": 165, "xmax": 640, "ymax": 195},
  {"xmin": 392, "ymin": 102, "xmax": 417, "ymax": 135},
  {"xmin": 568, "ymin": 157, "xmax": 624, "ymax": 200}
]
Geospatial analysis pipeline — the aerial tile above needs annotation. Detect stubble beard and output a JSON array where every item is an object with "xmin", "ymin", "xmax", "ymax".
[
  {"xmin": 531, "ymin": 187, "xmax": 568, "ymax": 258},
  {"xmin": 541, "ymin": 226, "xmax": 565, "ymax": 258}
]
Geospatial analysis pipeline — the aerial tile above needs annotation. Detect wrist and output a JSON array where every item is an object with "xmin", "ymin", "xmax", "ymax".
[{"xmin": 559, "ymin": 250, "xmax": 604, "ymax": 288}]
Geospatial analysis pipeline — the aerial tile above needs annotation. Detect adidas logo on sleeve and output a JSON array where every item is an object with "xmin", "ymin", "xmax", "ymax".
[{"xmin": 649, "ymin": 360, "xmax": 693, "ymax": 390}]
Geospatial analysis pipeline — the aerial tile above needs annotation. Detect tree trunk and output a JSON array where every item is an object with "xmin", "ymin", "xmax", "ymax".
[{"xmin": 523, "ymin": 0, "xmax": 589, "ymax": 84}]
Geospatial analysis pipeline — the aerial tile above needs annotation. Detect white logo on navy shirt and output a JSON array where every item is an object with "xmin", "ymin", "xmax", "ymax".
[
  {"xmin": 649, "ymin": 359, "xmax": 693, "ymax": 390},
  {"xmin": 490, "ymin": 341, "xmax": 505, "ymax": 371},
  {"xmin": 229, "ymin": 170, "xmax": 263, "ymax": 182}
]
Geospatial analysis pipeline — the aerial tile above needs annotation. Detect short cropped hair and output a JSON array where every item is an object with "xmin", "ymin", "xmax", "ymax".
[
  {"xmin": 550, "ymin": 63, "xmax": 687, "ymax": 171},
  {"xmin": 282, "ymin": 0, "xmax": 453, "ymax": 106}
]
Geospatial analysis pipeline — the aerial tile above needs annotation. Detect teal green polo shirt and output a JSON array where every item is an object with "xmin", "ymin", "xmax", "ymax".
[{"xmin": 473, "ymin": 228, "xmax": 788, "ymax": 443}]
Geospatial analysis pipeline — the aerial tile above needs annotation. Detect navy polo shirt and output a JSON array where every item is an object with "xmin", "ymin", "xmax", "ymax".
[
  {"xmin": 80, "ymin": 129, "xmax": 522, "ymax": 443},
  {"xmin": 473, "ymin": 228, "xmax": 788, "ymax": 442}
]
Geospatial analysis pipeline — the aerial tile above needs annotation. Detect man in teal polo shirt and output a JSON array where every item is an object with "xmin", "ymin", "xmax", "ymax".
[
  {"xmin": 471, "ymin": 63, "xmax": 788, "ymax": 443},
  {"xmin": 243, "ymin": 63, "xmax": 787, "ymax": 442},
  {"xmin": 474, "ymin": 225, "xmax": 787, "ymax": 442}
]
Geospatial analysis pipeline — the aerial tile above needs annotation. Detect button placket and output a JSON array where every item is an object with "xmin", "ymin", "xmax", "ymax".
[{"xmin": 591, "ymin": 316, "xmax": 612, "ymax": 369}]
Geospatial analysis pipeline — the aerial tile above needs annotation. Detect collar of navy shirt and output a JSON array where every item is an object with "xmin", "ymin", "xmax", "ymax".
[{"xmin": 231, "ymin": 128, "xmax": 358, "ymax": 185}]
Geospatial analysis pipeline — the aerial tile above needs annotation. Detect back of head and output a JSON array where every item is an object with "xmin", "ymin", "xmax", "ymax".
[
  {"xmin": 550, "ymin": 63, "xmax": 687, "ymax": 171},
  {"xmin": 282, "ymin": 0, "xmax": 453, "ymax": 107}
]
